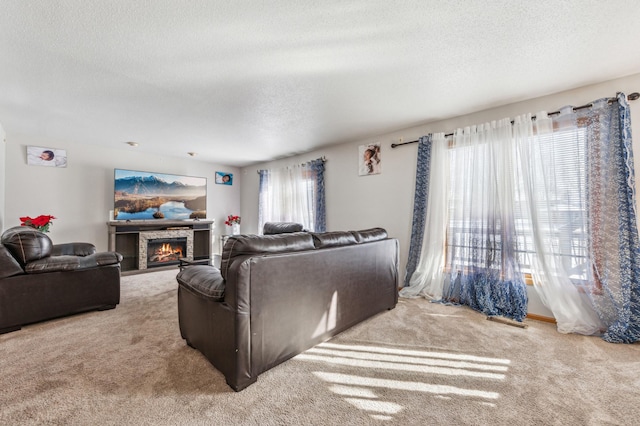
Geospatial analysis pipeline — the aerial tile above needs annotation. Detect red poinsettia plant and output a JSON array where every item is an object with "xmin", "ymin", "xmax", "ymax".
[
  {"xmin": 224, "ymin": 215, "xmax": 241, "ymax": 226},
  {"xmin": 20, "ymin": 215, "xmax": 56, "ymax": 233}
]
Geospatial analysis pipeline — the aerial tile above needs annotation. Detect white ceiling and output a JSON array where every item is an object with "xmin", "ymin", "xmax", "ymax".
[{"xmin": 2, "ymin": 1, "xmax": 640, "ymax": 167}]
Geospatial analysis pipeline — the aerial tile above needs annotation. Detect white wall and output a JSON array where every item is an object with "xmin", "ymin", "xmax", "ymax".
[
  {"xmin": 0, "ymin": 123, "xmax": 6, "ymax": 231},
  {"xmin": 4, "ymin": 134, "xmax": 240, "ymax": 252},
  {"xmin": 241, "ymin": 72, "xmax": 640, "ymax": 318}
]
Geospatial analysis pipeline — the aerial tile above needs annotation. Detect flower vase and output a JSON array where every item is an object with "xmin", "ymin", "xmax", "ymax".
[{"xmin": 231, "ymin": 224, "xmax": 241, "ymax": 235}]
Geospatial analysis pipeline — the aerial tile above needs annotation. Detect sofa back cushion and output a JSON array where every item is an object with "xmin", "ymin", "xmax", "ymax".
[
  {"xmin": 311, "ymin": 231, "xmax": 358, "ymax": 249},
  {"xmin": 351, "ymin": 228, "xmax": 388, "ymax": 243},
  {"xmin": 262, "ymin": 222, "xmax": 304, "ymax": 235},
  {"xmin": 1, "ymin": 226, "xmax": 53, "ymax": 267},
  {"xmin": 0, "ymin": 245, "xmax": 25, "ymax": 278},
  {"xmin": 220, "ymin": 232, "xmax": 315, "ymax": 280}
]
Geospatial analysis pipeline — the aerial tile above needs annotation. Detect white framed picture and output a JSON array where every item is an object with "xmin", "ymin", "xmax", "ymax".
[
  {"xmin": 358, "ymin": 143, "xmax": 381, "ymax": 176},
  {"xmin": 27, "ymin": 146, "xmax": 67, "ymax": 168}
]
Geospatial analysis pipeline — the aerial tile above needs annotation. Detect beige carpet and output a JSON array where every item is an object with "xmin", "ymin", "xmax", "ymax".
[{"xmin": 1, "ymin": 270, "xmax": 639, "ymax": 425}]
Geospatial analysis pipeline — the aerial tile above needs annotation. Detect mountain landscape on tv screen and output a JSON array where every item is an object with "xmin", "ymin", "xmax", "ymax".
[
  {"xmin": 115, "ymin": 175, "xmax": 204, "ymax": 196},
  {"xmin": 114, "ymin": 172, "xmax": 206, "ymax": 220}
]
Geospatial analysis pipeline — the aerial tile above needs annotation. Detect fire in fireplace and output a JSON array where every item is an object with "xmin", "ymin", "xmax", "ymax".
[{"xmin": 147, "ymin": 237, "xmax": 187, "ymax": 267}]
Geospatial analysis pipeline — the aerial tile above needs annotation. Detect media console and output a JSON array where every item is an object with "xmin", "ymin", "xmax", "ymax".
[{"xmin": 107, "ymin": 220, "xmax": 214, "ymax": 274}]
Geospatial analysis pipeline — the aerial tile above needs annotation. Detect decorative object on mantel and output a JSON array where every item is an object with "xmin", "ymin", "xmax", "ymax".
[
  {"xmin": 20, "ymin": 215, "xmax": 56, "ymax": 232},
  {"xmin": 225, "ymin": 215, "xmax": 241, "ymax": 235}
]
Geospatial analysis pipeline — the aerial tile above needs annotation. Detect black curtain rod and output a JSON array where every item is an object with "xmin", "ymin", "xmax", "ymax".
[{"xmin": 391, "ymin": 91, "xmax": 640, "ymax": 148}]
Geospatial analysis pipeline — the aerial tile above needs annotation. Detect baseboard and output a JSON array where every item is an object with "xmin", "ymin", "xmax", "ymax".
[{"xmin": 526, "ymin": 313, "xmax": 556, "ymax": 324}]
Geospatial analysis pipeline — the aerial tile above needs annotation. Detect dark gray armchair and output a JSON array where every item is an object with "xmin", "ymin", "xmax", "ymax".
[{"xmin": 0, "ymin": 226, "xmax": 122, "ymax": 334}]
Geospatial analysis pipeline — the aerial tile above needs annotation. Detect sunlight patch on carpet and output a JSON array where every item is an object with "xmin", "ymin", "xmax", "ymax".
[
  {"xmin": 344, "ymin": 398, "xmax": 403, "ymax": 414},
  {"xmin": 318, "ymin": 342, "xmax": 511, "ymax": 365},
  {"xmin": 306, "ymin": 347, "xmax": 509, "ymax": 372},
  {"xmin": 329, "ymin": 385, "xmax": 377, "ymax": 398},
  {"xmin": 313, "ymin": 372, "xmax": 501, "ymax": 399},
  {"xmin": 301, "ymin": 342, "xmax": 509, "ymax": 422},
  {"xmin": 298, "ymin": 353, "xmax": 506, "ymax": 380}
]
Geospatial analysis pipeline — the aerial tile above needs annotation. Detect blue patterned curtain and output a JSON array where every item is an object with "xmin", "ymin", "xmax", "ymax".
[
  {"xmin": 309, "ymin": 158, "xmax": 326, "ymax": 232},
  {"xmin": 399, "ymin": 133, "xmax": 449, "ymax": 301},
  {"xmin": 583, "ymin": 93, "xmax": 640, "ymax": 343},
  {"xmin": 403, "ymin": 135, "xmax": 432, "ymax": 287},
  {"xmin": 258, "ymin": 170, "xmax": 269, "ymax": 231}
]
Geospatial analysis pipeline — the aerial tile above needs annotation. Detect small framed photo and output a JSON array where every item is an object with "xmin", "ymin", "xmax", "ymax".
[
  {"xmin": 27, "ymin": 146, "xmax": 67, "ymax": 168},
  {"xmin": 215, "ymin": 171, "xmax": 233, "ymax": 185},
  {"xmin": 358, "ymin": 143, "xmax": 381, "ymax": 176}
]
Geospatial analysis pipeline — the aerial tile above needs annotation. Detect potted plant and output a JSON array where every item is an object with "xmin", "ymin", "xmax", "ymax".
[
  {"xmin": 225, "ymin": 215, "xmax": 241, "ymax": 235},
  {"xmin": 20, "ymin": 215, "xmax": 56, "ymax": 233}
]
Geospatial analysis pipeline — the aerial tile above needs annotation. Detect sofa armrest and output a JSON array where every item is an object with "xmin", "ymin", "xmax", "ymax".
[
  {"xmin": 25, "ymin": 252, "xmax": 123, "ymax": 274},
  {"xmin": 0, "ymin": 245, "xmax": 25, "ymax": 278},
  {"xmin": 51, "ymin": 242, "xmax": 97, "ymax": 256},
  {"xmin": 176, "ymin": 265, "xmax": 226, "ymax": 301}
]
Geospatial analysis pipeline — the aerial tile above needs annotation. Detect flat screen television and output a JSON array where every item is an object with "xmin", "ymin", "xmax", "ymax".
[{"xmin": 114, "ymin": 169, "xmax": 207, "ymax": 220}]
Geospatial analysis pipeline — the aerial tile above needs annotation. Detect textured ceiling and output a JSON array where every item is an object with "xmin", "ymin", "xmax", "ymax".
[{"xmin": 1, "ymin": 1, "xmax": 640, "ymax": 166}]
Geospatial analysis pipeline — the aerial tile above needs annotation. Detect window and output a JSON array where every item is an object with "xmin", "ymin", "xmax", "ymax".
[
  {"xmin": 444, "ymin": 124, "xmax": 590, "ymax": 286},
  {"xmin": 258, "ymin": 159, "xmax": 326, "ymax": 232}
]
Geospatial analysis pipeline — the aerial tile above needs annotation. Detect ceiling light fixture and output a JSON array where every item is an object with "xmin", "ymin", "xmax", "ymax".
[
  {"xmin": 126, "ymin": 141, "xmax": 139, "ymax": 147},
  {"xmin": 187, "ymin": 152, "xmax": 197, "ymax": 157}
]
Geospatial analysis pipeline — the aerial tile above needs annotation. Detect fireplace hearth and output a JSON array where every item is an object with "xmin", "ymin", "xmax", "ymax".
[{"xmin": 147, "ymin": 237, "xmax": 187, "ymax": 267}]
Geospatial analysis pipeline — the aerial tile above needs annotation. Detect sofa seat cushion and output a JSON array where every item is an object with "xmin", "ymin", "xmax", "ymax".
[
  {"xmin": 351, "ymin": 228, "xmax": 388, "ymax": 243},
  {"xmin": 177, "ymin": 265, "xmax": 225, "ymax": 301},
  {"xmin": 25, "ymin": 252, "xmax": 123, "ymax": 274},
  {"xmin": 0, "ymin": 245, "xmax": 25, "ymax": 278},
  {"xmin": 1, "ymin": 226, "xmax": 53, "ymax": 267},
  {"xmin": 311, "ymin": 231, "xmax": 358, "ymax": 249}
]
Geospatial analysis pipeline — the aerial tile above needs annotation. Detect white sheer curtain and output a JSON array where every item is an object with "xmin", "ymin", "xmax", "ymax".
[
  {"xmin": 402, "ymin": 115, "xmax": 607, "ymax": 327},
  {"xmin": 514, "ymin": 112, "xmax": 604, "ymax": 335},
  {"xmin": 443, "ymin": 120, "xmax": 528, "ymax": 321},
  {"xmin": 403, "ymin": 95, "xmax": 640, "ymax": 338},
  {"xmin": 259, "ymin": 163, "xmax": 315, "ymax": 232},
  {"xmin": 402, "ymin": 122, "xmax": 530, "ymax": 324}
]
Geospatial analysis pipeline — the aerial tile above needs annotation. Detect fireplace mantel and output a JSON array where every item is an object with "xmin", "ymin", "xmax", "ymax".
[{"xmin": 107, "ymin": 220, "xmax": 213, "ymax": 274}]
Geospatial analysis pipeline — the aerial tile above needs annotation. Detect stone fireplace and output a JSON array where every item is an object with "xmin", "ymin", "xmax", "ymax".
[
  {"xmin": 146, "ymin": 237, "xmax": 187, "ymax": 267},
  {"xmin": 138, "ymin": 229, "xmax": 194, "ymax": 270}
]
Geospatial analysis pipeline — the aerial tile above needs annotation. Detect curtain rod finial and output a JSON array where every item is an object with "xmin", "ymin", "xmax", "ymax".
[
  {"xmin": 391, "ymin": 137, "xmax": 404, "ymax": 148},
  {"xmin": 628, "ymin": 92, "xmax": 639, "ymax": 101}
]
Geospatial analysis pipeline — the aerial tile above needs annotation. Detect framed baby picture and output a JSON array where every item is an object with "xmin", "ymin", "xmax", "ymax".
[
  {"xmin": 358, "ymin": 143, "xmax": 381, "ymax": 176},
  {"xmin": 215, "ymin": 171, "xmax": 233, "ymax": 185},
  {"xmin": 27, "ymin": 146, "xmax": 67, "ymax": 168}
]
